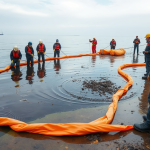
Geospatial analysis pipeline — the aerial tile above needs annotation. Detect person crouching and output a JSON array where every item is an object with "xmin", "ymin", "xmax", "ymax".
[
  {"xmin": 36, "ymin": 40, "xmax": 46, "ymax": 63},
  {"xmin": 25, "ymin": 42, "xmax": 34, "ymax": 66},
  {"xmin": 10, "ymin": 46, "xmax": 22, "ymax": 68}
]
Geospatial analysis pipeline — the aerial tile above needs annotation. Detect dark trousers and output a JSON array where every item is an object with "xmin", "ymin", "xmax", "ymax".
[
  {"xmin": 27, "ymin": 56, "xmax": 33, "ymax": 66},
  {"xmin": 134, "ymin": 44, "xmax": 139, "ymax": 54},
  {"xmin": 111, "ymin": 46, "xmax": 115, "ymax": 49},
  {"xmin": 38, "ymin": 53, "xmax": 45, "ymax": 63},
  {"xmin": 146, "ymin": 58, "xmax": 150, "ymax": 75},
  {"xmin": 11, "ymin": 59, "xmax": 20, "ymax": 67},
  {"xmin": 146, "ymin": 92, "xmax": 150, "ymax": 125},
  {"xmin": 54, "ymin": 50, "xmax": 60, "ymax": 57}
]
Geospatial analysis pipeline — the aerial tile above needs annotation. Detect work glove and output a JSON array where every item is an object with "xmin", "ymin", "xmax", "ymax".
[
  {"xmin": 18, "ymin": 59, "xmax": 20, "ymax": 61},
  {"xmin": 12, "ymin": 71, "xmax": 14, "ymax": 75},
  {"xmin": 38, "ymin": 51, "xmax": 39, "ymax": 53},
  {"xmin": 31, "ymin": 54, "xmax": 34, "ymax": 57},
  {"xmin": 43, "ymin": 52, "xmax": 45, "ymax": 54},
  {"xmin": 59, "ymin": 49, "xmax": 60, "ymax": 51},
  {"xmin": 54, "ymin": 50, "xmax": 55, "ymax": 52},
  {"xmin": 11, "ymin": 60, "xmax": 13, "ymax": 63}
]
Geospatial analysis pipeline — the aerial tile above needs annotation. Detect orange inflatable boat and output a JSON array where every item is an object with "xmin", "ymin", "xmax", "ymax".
[{"xmin": 99, "ymin": 48, "xmax": 126, "ymax": 56}]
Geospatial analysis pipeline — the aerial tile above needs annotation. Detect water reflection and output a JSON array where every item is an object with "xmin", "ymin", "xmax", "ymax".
[
  {"xmin": 139, "ymin": 80, "xmax": 150, "ymax": 114},
  {"xmin": 132, "ymin": 55, "xmax": 139, "ymax": 63},
  {"xmin": 91, "ymin": 55, "xmax": 96, "ymax": 64},
  {"xmin": 11, "ymin": 67, "xmax": 22, "ymax": 87},
  {"xmin": 54, "ymin": 59, "xmax": 61, "ymax": 73},
  {"xmin": 26, "ymin": 66, "xmax": 34, "ymax": 84},
  {"xmin": 37, "ymin": 63, "xmax": 46, "ymax": 79}
]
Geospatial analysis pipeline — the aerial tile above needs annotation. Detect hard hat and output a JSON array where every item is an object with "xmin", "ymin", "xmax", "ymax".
[
  {"xmin": 112, "ymin": 38, "xmax": 114, "ymax": 40},
  {"xmin": 145, "ymin": 34, "xmax": 150, "ymax": 38},
  {"xmin": 28, "ymin": 42, "xmax": 32, "ymax": 46},
  {"xmin": 93, "ymin": 37, "xmax": 95, "ymax": 39},
  {"xmin": 13, "ymin": 46, "xmax": 18, "ymax": 51},
  {"xmin": 39, "ymin": 40, "xmax": 43, "ymax": 44},
  {"xmin": 56, "ymin": 39, "xmax": 59, "ymax": 42}
]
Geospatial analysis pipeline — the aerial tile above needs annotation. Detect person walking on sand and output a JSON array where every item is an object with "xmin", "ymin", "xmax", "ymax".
[
  {"xmin": 133, "ymin": 36, "xmax": 140, "ymax": 55},
  {"xmin": 134, "ymin": 91, "xmax": 150, "ymax": 133},
  {"xmin": 89, "ymin": 37, "xmax": 97, "ymax": 53},
  {"xmin": 142, "ymin": 34, "xmax": 150, "ymax": 80},
  {"xmin": 53, "ymin": 39, "xmax": 61, "ymax": 58},
  {"xmin": 10, "ymin": 46, "xmax": 22, "ymax": 68},
  {"xmin": 36, "ymin": 40, "xmax": 46, "ymax": 63},
  {"xmin": 25, "ymin": 42, "xmax": 34, "ymax": 66},
  {"xmin": 110, "ymin": 38, "xmax": 116, "ymax": 49}
]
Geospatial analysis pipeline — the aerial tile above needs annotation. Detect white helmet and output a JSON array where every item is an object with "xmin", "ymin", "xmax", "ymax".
[
  {"xmin": 13, "ymin": 46, "xmax": 18, "ymax": 52},
  {"xmin": 39, "ymin": 40, "xmax": 43, "ymax": 44}
]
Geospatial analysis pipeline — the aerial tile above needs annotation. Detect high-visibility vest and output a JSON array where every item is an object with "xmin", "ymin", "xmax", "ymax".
[
  {"xmin": 27, "ymin": 45, "xmax": 32, "ymax": 54},
  {"xmin": 38, "ymin": 44, "xmax": 44, "ymax": 53},
  {"xmin": 55, "ymin": 43, "xmax": 60, "ymax": 49},
  {"xmin": 13, "ymin": 50, "xmax": 20, "ymax": 58}
]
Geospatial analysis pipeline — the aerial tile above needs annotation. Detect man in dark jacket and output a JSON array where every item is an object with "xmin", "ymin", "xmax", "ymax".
[
  {"xmin": 53, "ymin": 39, "xmax": 61, "ymax": 57},
  {"xmin": 133, "ymin": 36, "xmax": 140, "ymax": 55},
  {"xmin": 10, "ymin": 46, "xmax": 22, "ymax": 67},
  {"xmin": 25, "ymin": 42, "xmax": 34, "ymax": 66},
  {"xmin": 36, "ymin": 40, "xmax": 46, "ymax": 63},
  {"xmin": 142, "ymin": 34, "xmax": 150, "ymax": 80},
  {"xmin": 110, "ymin": 38, "xmax": 116, "ymax": 49}
]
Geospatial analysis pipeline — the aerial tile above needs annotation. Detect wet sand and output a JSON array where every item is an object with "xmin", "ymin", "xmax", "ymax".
[{"xmin": 0, "ymin": 50, "xmax": 150, "ymax": 150}]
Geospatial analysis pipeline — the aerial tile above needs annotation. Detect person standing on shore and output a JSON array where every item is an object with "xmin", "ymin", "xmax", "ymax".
[
  {"xmin": 53, "ymin": 39, "xmax": 61, "ymax": 58},
  {"xmin": 133, "ymin": 36, "xmax": 140, "ymax": 55},
  {"xmin": 25, "ymin": 42, "xmax": 34, "ymax": 66},
  {"xmin": 10, "ymin": 46, "xmax": 22, "ymax": 68},
  {"xmin": 36, "ymin": 40, "xmax": 46, "ymax": 63},
  {"xmin": 110, "ymin": 38, "xmax": 116, "ymax": 49},
  {"xmin": 142, "ymin": 34, "xmax": 150, "ymax": 80},
  {"xmin": 89, "ymin": 37, "xmax": 97, "ymax": 53}
]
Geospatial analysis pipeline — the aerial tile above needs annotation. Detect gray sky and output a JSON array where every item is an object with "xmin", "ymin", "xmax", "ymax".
[{"xmin": 0, "ymin": 0, "xmax": 150, "ymax": 36}]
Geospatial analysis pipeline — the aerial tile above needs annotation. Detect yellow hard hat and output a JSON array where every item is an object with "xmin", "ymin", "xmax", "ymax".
[
  {"xmin": 39, "ymin": 40, "xmax": 43, "ymax": 44},
  {"xmin": 145, "ymin": 34, "xmax": 150, "ymax": 38},
  {"xmin": 112, "ymin": 38, "xmax": 114, "ymax": 40},
  {"xmin": 93, "ymin": 37, "xmax": 95, "ymax": 39}
]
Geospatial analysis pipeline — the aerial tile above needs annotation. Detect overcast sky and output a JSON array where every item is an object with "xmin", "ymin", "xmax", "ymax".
[{"xmin": 0, "ymin": 0, "xmax": 150, "ymax": 36}]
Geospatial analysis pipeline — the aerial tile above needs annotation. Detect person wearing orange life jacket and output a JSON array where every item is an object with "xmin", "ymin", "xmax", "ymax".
[
  {"xmin": 89, "ymin": 37, "xmax": 97, "ymax": 53},
  {"xmin": 53, "ymin": 39, "xmax": 61, "ymax": 57},
  {"xmin": 10, "ymin": 46, "xmax": 22, "ymax": 67},
  {"xmin": 36, "ymin": 40, "xmax": 46, "ymax": 63},
  {"xmin": 37, "ymin": 62, "xmax": 46, "ymax": 78},
  {"xmin": 133, "ymin": 36, "xmax": 140, "ymax": 55},
  {"xmin": 25, "ymin": 42, "xmax": 34, "ymax": 66},
  {"xmin": 110, "ymin": 38, "xmax": 116, "ymax": 49}
]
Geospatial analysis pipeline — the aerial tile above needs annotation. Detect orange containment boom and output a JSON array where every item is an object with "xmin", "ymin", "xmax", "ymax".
[
  {"xmin": 100, "ymin": 48, "xmax": 126, "ymax": 56},
  {"xmin": 0, "ymin": 63, "xmax": 146, "ymax": 136}
]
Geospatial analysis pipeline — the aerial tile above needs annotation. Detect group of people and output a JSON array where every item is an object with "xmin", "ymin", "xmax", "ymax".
[{"xmin": 10, "ymin": 39, "xmax": 61, "ymax": 68}]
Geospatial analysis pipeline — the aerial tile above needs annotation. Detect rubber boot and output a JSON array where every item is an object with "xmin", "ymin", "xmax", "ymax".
[
  {"xmin": 143, "ymin": 115, "xmax": 147, "ymax": 121},
  {"xmin": 142, "ymin": 76, "xmax": 148, "ymax": 80},
  {"xmin": 134, "ymin": 122, "xmax": 150, "ymax": 133}
]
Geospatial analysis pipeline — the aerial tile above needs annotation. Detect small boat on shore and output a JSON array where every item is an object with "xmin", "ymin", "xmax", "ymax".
[{"xmin": 0, "ymin": 32, "xmax": 3, "ymax": 35}]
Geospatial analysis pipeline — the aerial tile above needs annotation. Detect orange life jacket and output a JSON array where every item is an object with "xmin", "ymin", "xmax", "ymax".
[
  {"xmin": 135, "ymin": 39, "xmax": 139, "ymax": 44},
  {"xmin": 55, "ymin": 43, "xmax": 60, "ymax": 49},
  {"xmin": 111, "ymin": 41, "xmax": 116, "ymax": 47},
  {"xmin": 38, "ymin": 44, "xmax": 44, "ymax": 53},
  {"xmin": 13, "ymin": 50, "xmax": 20, "ymax": 58},
  {"xmin": 27, "ymin": 45, "xmax": 32, "ymax": 54}
]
